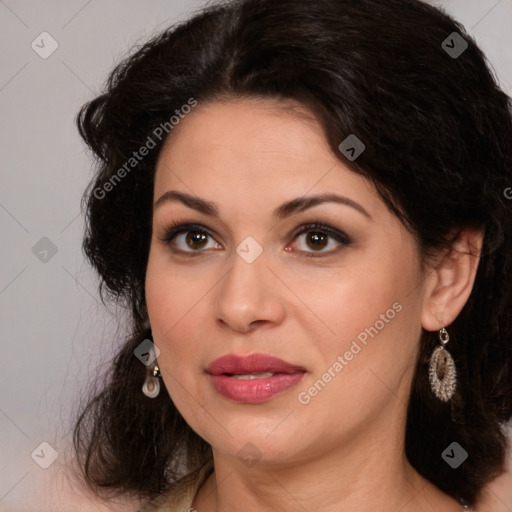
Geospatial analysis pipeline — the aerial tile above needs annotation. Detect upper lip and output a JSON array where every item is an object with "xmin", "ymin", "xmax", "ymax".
[{"xmin": 207, "ymin": 353, "xmax": 306, "ymax": 376}]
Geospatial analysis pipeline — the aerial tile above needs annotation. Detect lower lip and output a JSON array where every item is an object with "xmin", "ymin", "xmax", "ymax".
[{"xmin": 210, "ymin": 373, "xmax": 305, "ymax": 404}]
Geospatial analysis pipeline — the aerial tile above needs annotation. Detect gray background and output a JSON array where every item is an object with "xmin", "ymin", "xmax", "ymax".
[{"xmin": 1, "ymin": 1, "xmax": 511, "ymax": 511}]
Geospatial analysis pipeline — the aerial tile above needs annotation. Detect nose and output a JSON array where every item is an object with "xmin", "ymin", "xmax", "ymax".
[{"xmin": 214, "ymin": 250, "xmax": 286, "ymax": 333}]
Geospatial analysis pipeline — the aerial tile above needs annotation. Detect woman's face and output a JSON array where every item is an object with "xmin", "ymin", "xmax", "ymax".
[{"xmin": 145, "ymin": 98, "xmax": 429, "ymax": 466}]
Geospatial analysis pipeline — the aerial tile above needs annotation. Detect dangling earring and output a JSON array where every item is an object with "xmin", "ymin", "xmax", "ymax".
[
  {"xmin": 142, "ymin": 363, "xmax": 161, "ymax": 398},
  {"xmin": 139, "ymin": 327, "xmax": 161, "ymax": 398},
  {"xmin": 429, "ymin": 327, "xmax": 457, "ymax": 402}
]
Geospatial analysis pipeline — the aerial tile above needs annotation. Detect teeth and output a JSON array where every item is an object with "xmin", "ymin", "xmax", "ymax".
[{"xmin": 230, "ymin": 372, "xmax": 275, "ymax": 380}]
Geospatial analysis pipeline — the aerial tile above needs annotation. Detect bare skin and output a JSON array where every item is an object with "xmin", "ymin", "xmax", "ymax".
[{"xmin": 145, "ymin": 98, "xmax": 483, "ymax": 512}]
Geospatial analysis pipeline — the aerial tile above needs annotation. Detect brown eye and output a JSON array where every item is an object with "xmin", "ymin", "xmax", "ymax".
[
  {"xmin": 185, "ymin": 231, "xmax": 209, "ymax": 250},
  {"xmin": 160, "ymin": 223, "xmax": 221, "ymax": 253},
  {"xmin": 305, "ymin": 232, "xmax": 329, "ymax": 251},
  {"xmin": 292, "ymin": 223, "xmax": 351, "ymax": 256}
]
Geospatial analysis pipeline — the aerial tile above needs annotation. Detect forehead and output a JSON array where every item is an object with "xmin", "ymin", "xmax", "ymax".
[
  {"xmin": 157, "ymin": 99, "xmax": 325, "ymax": 167},
  {"xmin": 153, "ymin": 99, "xmax": 375, "ymax": 201}
]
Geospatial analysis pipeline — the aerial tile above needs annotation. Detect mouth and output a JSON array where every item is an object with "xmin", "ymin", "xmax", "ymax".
[
  {"xmin": 206, "ymin": 353, "xmax": 306, "ymax": 404},
  {"xmin": 223, "ymin": 371, "xmax": 276, "ymax": 380},
  {"xmin": 207, "ymin": 353, "xmax": 306, "ymax": 375}
]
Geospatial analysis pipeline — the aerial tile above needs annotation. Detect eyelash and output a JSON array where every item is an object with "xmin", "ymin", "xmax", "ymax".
[{"xmin": 158, "ymin": 221, "xmax": 351, "ymax": 258}]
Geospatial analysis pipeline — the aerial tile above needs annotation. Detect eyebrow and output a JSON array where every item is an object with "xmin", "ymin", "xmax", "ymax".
[{"xmin": 154, "ymin": 190, "xmax": 373, "ymax": 221}]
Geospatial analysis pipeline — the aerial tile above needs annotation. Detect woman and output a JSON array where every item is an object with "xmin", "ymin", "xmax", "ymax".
[{"xmin": 73, "ymin": 0, "xmax": 512, "ymax": 510}]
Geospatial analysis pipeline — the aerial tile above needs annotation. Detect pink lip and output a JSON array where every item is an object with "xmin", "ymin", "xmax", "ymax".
[{"xmin": 206, "ymin": 353, "xmax": 306, "ymax": 404}]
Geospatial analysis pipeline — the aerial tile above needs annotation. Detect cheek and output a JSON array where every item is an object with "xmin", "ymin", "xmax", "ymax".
[
  {"xmin": 296, "ymin": 250, "xmax": 422, "ymax": 401},
  {"xmin": 145, "ymin": 255, "xmax": 199, "ymax": 375},
  {"xmin": 145, "ymin": 248, "xmax": 211, "ymax": 336},
  {"xmin": 298, "ymin": 263, "xmax": 405, "ymax": 350}
]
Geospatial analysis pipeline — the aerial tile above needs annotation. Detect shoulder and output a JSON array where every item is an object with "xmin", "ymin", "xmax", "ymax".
[{"xmin": 139, "ymin": 458, "xmax": 214, "ymax": 512}]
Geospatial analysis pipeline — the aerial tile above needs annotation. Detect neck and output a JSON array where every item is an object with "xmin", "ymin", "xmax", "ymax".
[{"xmin": 192, "ymin": 405, "xmax": 463, "ymax": 512}]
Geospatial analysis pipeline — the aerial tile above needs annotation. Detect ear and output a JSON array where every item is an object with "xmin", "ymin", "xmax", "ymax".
[{"xmin": 421, "ymin": 228, "xmax": 484, "ymax": 331}]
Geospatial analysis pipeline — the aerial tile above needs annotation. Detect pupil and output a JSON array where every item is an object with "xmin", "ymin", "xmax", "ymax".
[
  {"xmin": 307, "ymin": 232, "xmax": 327, "ymax": 250},
  {"xmin": 186, "ymin": 231, "xmax": 207, "ymax": 249}
]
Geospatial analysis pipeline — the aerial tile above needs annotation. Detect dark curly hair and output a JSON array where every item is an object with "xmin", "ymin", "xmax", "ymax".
[{"xmin": 73, "ymin": 0, "xmax": 512, "ymax": 507}]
